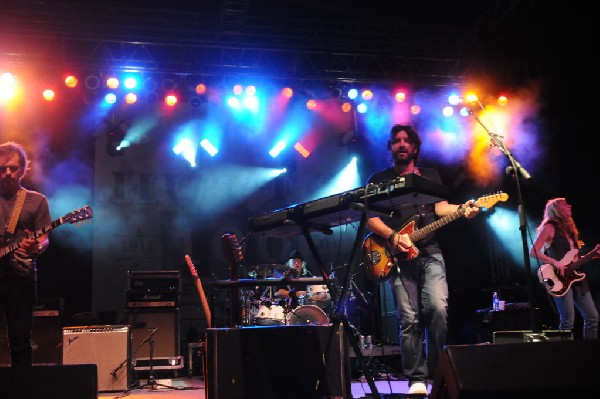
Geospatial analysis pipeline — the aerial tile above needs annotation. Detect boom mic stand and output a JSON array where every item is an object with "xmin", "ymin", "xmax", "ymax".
[{"xmin": 466, "ymin": 102, "xmax": 538, "ymax": 331}]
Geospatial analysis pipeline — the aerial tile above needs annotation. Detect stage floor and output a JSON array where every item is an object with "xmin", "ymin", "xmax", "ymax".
[{"xmin": 97, "ymin": 376, "xmax": 430, "ymax": 398}]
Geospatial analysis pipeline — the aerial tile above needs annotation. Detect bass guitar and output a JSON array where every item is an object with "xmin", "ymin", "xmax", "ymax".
[
  {"xmin": 537, "ymin": 244, "xmax": 600, "ymax": 297},
  {"xmin": 362, "ymin": 193, "xmax": 508, "ymax": 283}
]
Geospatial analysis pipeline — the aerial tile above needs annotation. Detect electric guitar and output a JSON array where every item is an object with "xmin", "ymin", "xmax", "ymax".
[
  {"xmin": 185, "ymin": 254, "xmax": 212, "ymax": 328},
  {"xmin": 1, "ymin": 206, "xmax": 93, "ymax": 276},
  {"xmin": 362, "ymin": 193, "xmax": 508, "ymax": 283},
  {"xmin": 537, "ymin": 244, "xmax": 600, "ymax": 297}
]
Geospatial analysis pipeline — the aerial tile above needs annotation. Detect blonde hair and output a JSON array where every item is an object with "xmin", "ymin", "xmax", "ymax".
[{"xmin": 537, "ymin": 197, "xmax": 582, "ymax": 248}]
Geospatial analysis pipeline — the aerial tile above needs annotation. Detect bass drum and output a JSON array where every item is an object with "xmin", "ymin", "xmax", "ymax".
[
  {"xmin": 286, "ymin": 305, "xmax": 329, "ymax": 326},
  {"xmin": 254, "ymin": 303, "xmax": 286, "ymax": 326}
]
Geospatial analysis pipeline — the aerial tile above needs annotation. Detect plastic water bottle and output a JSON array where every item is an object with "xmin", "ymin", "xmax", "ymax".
[{"xmin": 492, "ymin": 291, "xmax": 500, "ymax": 311}]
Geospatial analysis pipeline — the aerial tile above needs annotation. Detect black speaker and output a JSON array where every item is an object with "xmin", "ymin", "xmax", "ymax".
[
  {"xmin": 127, "ymin": 308, "xmax": 179, "ymax": 359},
  {"xmin": 430, "ymin": 340, "xmax": 600, "ymax": 399},
  {"xmin": 0, "ymin": 364, "xmax": 97, "ymax": 399},
  {"xmin": 0, "ymin": 297, "xmax": 63, "ymax": 366},
  {"xmin": 206, "ymin": 324, "xmax": 350, "ymax": 399}
]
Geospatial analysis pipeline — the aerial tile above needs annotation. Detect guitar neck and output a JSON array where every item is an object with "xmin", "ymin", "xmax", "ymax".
[{"xmin": 411, "ymin": 208, "xmax": 465, "ymax": 242}]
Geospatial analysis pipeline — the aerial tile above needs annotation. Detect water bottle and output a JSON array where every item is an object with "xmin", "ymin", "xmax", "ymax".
[{"xmin": 492, "ymin": 291, "xmax": 500, "ymax": 311}]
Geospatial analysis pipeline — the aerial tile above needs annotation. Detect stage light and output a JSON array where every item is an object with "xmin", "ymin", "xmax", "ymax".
[
  {"xmin": 361, "ymin": 89, "xmax": 373, "ymax": 101},
  {"xmin": 347, "ymin": 88, "xmax": 358, "ymax": 100},
  {"xmin": 195, "ymin": 83, "xmax": 207, "ymax": 95},
  {"xmin": 282, "ymin": 87, "xmax": 293, "ymax": 98},
  {"xmin": 42, "ymin": 89, "xmax": 56, "ymax": 101},
  {"xmin": 232, "ymin": 84, "xmax": 243, "ymax": 95},
  {"xmin": 104, "ymin": 93, "xmax": 117, "ymax": 104},
  {"xmin": 106, "ymin": 77, "xmax": 119, "ymax": 89},
  {"xmin": 105, "ymin": 121, "xmax": 128, "ymax": 156},
  {"xmin": 293, "ymin": 142, "xmax": 310, "ymax": 158},
  {"xmin": 394, "ymin": 91, "xmax": 407, "ymax": 102},
  {"xmin": 497, "ymin": 95, "xmax": 508, "ymax": 106},
  {"xmin": 341, "ymin": 102, "xmax": 352, "ymax": 113},
  {"xmin": 64, "ymin": 75, "xmax": 78, "ymax": 88},
  {"xmin": 306, "ymin": 99, "xmax": 317, "ymax": 110},
  {"xmin": 410, "ymin": 104, "xmax": 421, "ymax": 115},
  {"xmin": 269, "ymin": 140, "xmax": 287, "ymax": 158},
  {"xmin": 356, "ymin": 103, "xmax": 367, "ymax": 113},
  {"xmin": 123, "ymin": 77, "xmax": 138, "ymax": 90},
  {"xmin": 245, "ymin": 85, "xmax": 256, "ymax": 96},
  {"xmin": 162, "ymin": 78, "xmax": 176, "ymax": 91},
  {"xmin": 165, "ymin": 95, "xmax": 178, "ymax": 106},
  {"xmin": 125, "ymin": 93, "xmax": 137, "ymax": 104},
  {"xmin": 0, "ymin": 73, "xmax": 17, "ymax": 101},
  {"xmin": 442, "ymin": 106, "xmax": 454, "ymax": 117},
  {"xmin": 200, "ymin": 139, "xmax": 218, "ymax": 157}
]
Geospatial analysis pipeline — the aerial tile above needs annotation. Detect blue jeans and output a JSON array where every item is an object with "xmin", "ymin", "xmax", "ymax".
[
  {"xmin": 553, "ymin": 281, "xmax": 598, "ymax": 339},
  {"xmin": 388, "ymin": 252, "xmax": 448, "ymax": 384}
]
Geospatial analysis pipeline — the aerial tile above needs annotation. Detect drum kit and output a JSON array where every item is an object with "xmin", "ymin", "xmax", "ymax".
[{"xmin": 240, "ymin": 264, "xmax": 333, "ymax": 327}]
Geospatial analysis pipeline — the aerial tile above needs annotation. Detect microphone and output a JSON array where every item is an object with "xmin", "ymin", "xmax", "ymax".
[{"xmin": 506, "ymin": 164, "xmax": 531, "ymax": 180}]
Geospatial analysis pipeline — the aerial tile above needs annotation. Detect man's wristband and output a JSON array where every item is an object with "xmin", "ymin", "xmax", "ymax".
[{"xmin": 387, "ymin": 231, "xmax": 397, "ymax": 245}]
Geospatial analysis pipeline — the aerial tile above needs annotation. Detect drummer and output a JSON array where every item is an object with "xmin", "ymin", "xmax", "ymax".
[{"xmin": 274, "ymin": 249, "xmax": 312, "ymax": 310}]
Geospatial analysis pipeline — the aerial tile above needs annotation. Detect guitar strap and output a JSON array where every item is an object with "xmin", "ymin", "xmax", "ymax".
[{"xmin": 6, "ymin": 188, "xmax": 27, "ymax": 235}]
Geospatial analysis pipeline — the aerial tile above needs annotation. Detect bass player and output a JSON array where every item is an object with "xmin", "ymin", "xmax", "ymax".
[{"xmin": 530, "ymin": 197, "xmax": 599, "ymax": 339}]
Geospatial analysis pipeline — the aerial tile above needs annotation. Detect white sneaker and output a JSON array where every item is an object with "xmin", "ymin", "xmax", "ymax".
[{"xmin": 408, "ymin": 381, "xmax": 428, "ymax": 395}]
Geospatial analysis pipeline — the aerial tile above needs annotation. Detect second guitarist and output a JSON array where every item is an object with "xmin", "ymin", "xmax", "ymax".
[
  {"xmin": 529, "ymin": 197, "xmax": 599, "ymax": 340},
  {"xmin": 365, "ymin": 124, "xmax": 480, "ymax": 395}
]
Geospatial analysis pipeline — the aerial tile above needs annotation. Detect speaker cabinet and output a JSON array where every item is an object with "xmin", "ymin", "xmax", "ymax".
[
  {"xmin": 430, "ymin": 340, "xmax": 600, "ymax": 399},
  {"xmin": 0, "ymin": 297, "xmax": 63, "ymax": 366},
  {"xmin": 0, "ymin": 364, "xmax": 97, "ymax": 399},
  {"xmin": 126, "ymin": 308, "xmax": 180, "ymax": 360},
  {"xmin": 206, "ymin": 324, "xmax": 350, "ymax": 399},
  {"xmin": 62, "ymin": 325, "xmax": 130, "ymax": 392}
]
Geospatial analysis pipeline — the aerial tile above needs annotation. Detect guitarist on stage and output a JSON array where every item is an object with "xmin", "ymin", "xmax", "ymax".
[
  {"xmin": 365, "ymin": 124, "xmax": 479, "ymax": 395},
  {"xmin": 529, "ymin": 197, "xmax": 599, "ymax": 339},
  {"xmin": 0, "ymin": 141, "xmax": 51, "ymax": 367}
]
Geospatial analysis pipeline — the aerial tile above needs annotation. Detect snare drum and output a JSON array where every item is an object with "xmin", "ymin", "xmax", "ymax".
[
  {"xmin": 286, "ymin": 305, "xmax": 329, "ymax": 326},
  {"xmin": 254, "ymin": 302, "xmax": 286, "ymax": 326}
]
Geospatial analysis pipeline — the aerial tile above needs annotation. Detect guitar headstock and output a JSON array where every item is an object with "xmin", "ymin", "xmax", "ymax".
[
  {"xmin": 184, "ymin": 254, "xmax": 198, "ymax": 278},
  {"xmin": 64, "ymin": 205, "xmax": 93, "ymax": 225},
  {"xmin": 475, "ymin": 192, "xmax": 509, "ymax": 210},
  {"xmin": 222, "ymin": 233, "xmax": 243, "ymax": 264}
]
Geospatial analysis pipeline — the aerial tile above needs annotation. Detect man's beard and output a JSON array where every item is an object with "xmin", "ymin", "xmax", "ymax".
[
  {"xmin": 393, "ymin": 151, "xmax": 414, "ymax": 166},
  {"xmin": 0, "ymin": 177, "xmax": 18, "ymax": 195}
]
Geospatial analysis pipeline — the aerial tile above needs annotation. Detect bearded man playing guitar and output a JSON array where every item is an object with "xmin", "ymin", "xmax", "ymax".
[
  {"xmin": 365, "ymin": 124, "xmax": 480, "ymax": 395},
  {"xmin": 530, "ymin": 197, "xmax": 599, "ymax": 339}
]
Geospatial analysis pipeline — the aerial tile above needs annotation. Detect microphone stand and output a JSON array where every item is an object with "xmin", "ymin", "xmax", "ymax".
[{"xmin": 467, "ymin": 103, "xmax": 538, "ymax": 331}]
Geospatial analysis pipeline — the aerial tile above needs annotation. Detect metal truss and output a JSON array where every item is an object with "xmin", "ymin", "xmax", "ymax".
[{"xmin": 0, "ymin": 1, "xmax": 539, "ymax": 88}]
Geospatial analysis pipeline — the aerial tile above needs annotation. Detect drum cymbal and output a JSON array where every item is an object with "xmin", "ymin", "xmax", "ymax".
[{"xmin": 247, "ymin": 264, "xmax": 286, "ymax": 278}]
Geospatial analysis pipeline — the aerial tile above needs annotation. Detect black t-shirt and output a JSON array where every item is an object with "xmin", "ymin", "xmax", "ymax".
[{"xmin": 366, "ymin": 168, "xmax": 443, "ymax": 257}]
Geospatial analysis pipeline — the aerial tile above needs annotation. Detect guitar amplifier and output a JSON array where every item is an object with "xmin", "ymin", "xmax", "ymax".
[
  {"xmin": 126, "ymin": 290, "xmax": 179, "ymax": 309},
  {"xmin": 127, "ymin": 270, "xmax": 180, "ymax": 292},
  {"xmin": 62, "ymin": 325, "xmax": 130, "ymax": 392}
]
